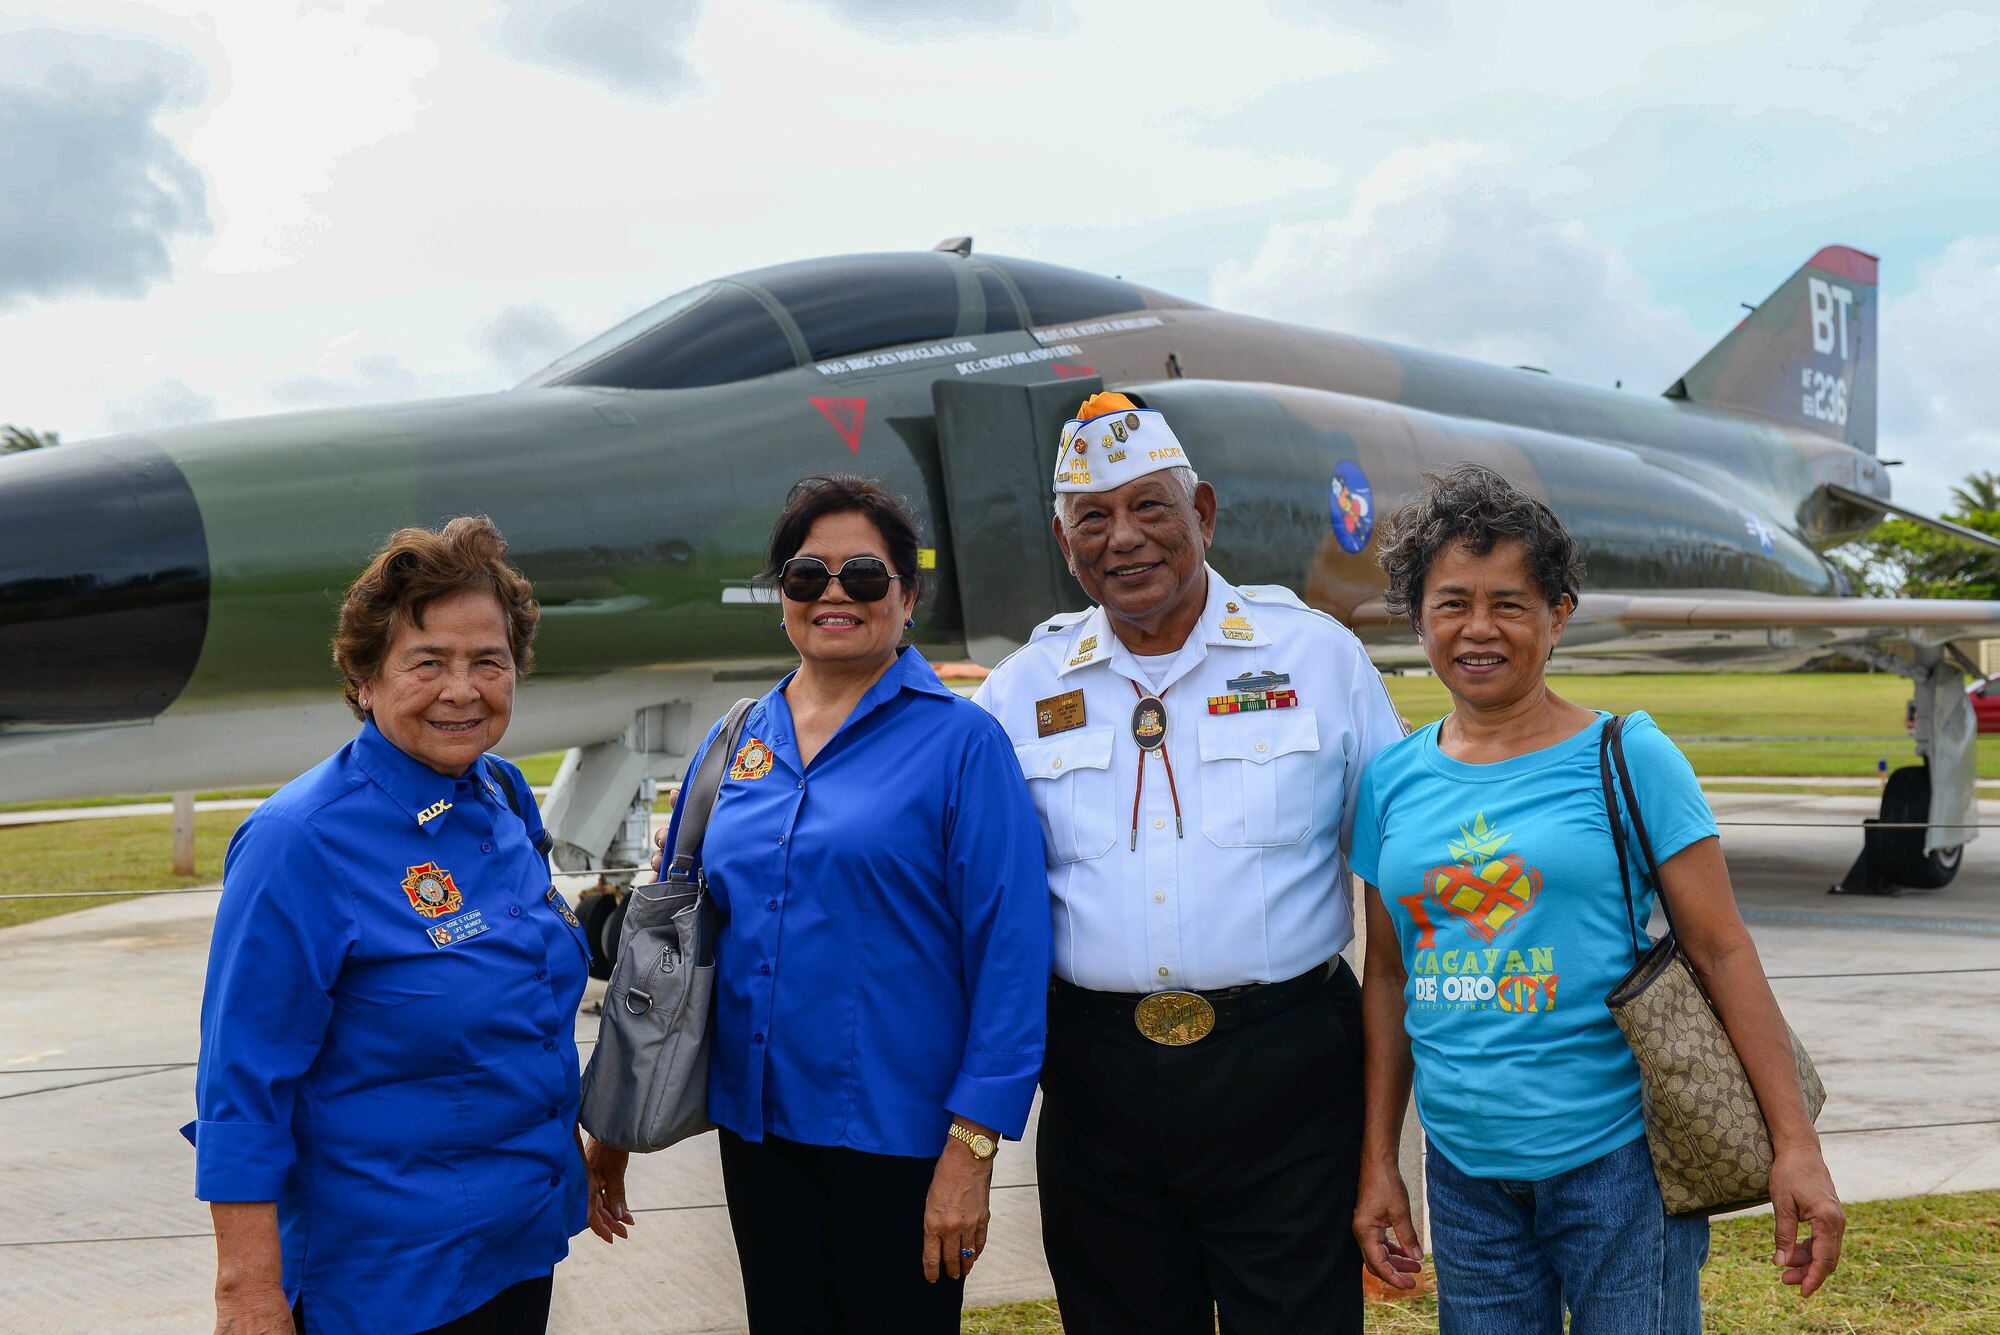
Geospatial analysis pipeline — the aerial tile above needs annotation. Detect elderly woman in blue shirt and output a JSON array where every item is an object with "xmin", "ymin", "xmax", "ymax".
[
  {"xmin": 186, "ymin": 516, "xmax": 588, "ymax": 1335},
  {"xmin": 587, "ymin": 474, "xmax": 1050, "ymax": 1333}
]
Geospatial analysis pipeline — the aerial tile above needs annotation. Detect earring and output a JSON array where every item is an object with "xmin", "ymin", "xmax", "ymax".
[
  {"xmin": 905, "ymin": 618, "xmax": 915, "ymax": 629},
  {"xmin": 359, "ymin": 694, "xmax": 371, "ymax": 710}
]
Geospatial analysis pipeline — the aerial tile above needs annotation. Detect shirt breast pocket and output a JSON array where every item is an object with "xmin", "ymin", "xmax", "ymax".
[
  {"xmin": 1013, "ymin": 727, "xmax": 1118, "ymax": 864},
  {"xmin": 1197, "ymin": 707, "xmax": 1322, "ymax": 847}
]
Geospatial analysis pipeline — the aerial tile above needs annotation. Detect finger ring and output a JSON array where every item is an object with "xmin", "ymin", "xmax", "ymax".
[{"xmin": 960, "ymin": 1248, "xmax": 976, "ymax": 1258}]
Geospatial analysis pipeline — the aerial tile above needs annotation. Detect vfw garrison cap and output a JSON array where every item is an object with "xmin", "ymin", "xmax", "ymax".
[{"xmin": 1052, "ymin": 392, "xmax": 1192, "ymax": 494}]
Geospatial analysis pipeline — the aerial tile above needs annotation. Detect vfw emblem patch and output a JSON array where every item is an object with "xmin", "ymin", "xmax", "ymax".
[
  {"xmin": 730, "ymin": 737, "xmax": 775, "ymax": 781},
  {"xmin": 400, "ymin": 862, "xmax": 463, "ymax": 918}
]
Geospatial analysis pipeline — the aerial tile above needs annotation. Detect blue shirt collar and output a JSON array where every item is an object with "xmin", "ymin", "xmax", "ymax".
[
  {"xmin": 758, "ymin": 648, "xmax": 953, "ymax": 767},
  {"xmin": 351, "ymin": 719, "xmax": 495, "ymax": 835}
]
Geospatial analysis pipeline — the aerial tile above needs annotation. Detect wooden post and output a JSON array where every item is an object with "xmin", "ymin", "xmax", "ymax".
[{"xmin": 171, "ymin": 791, "xmax": 196, "ymax": 876}]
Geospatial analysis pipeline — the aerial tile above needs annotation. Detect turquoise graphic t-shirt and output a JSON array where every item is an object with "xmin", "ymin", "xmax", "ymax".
[{"xmin": 1349, "ymin": 711, "xmax": 1717, "ymax": 1181}]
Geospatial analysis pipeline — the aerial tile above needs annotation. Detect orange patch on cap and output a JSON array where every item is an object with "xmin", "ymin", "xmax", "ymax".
[{"xmin": 1075, "ymin": 391, "xmax": 1139, "ymax": 423}]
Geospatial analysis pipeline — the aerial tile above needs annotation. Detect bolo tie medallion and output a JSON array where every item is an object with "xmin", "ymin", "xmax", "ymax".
[
  {"xmin": 1131, "ymin": 695, "xmax": 1167, "ymax": 752},
  {"xmin": 1127, "ymin": 684, "xmax": 1183, "ymax": 849}
]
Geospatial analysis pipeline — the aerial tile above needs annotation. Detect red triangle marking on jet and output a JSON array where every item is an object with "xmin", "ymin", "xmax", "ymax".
[
  {"xmin": 810, "ymin": 397, "xmax": 867, "ymax": 452},
  {"xmin": 1050, "ymin": 363, "xmax": 1097, "ymax": 379}
]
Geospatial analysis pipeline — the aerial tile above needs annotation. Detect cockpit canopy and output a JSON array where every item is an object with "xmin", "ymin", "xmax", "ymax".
[{"xmin": 520, "ymin": 251, "xmax": 1199, "ymax": 391}]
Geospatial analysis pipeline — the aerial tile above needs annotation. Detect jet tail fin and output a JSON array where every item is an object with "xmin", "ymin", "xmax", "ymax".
[{"xmin": 1666, "ymin": 246, "xmax": 1878, "ymax": 454}]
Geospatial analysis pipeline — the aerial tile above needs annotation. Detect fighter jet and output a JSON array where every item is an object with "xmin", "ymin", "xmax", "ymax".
[{"xmin": 3, "ymin": 237, "xmax": 1991, "ymax": 958}]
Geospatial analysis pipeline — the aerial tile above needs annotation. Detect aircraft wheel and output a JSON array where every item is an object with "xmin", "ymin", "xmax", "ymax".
[
  {"xmin": 1878, "ymin": 765, "xmax": 1963, "ymax": 889},
  {"xmin": 578, "ymin": 892, "xmax": 621, "ymax": 980},
  {"xmin": 596, "ymin": 896, "xmax": 630, "ymax": 973}
]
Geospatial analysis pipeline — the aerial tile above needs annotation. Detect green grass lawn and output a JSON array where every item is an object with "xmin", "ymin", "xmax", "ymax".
[
  {"xmin": 0, "ymin": 810, "xmax": 252, "ymax": 930},
  {"xmin": 1381, "ymin": 672, "xmax": 2000, "ymax": 779},
  {"xmin": 966, "ymin": 1189, "xmax": 2000, "ymax": 1333}
]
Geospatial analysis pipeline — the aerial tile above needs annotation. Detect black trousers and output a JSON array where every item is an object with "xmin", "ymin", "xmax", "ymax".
[
  {"xmin": 1038, "ymin": 961, "xmax": 1366, "ymax": 1335},
  {"xmin": 719, "ymin": 1128, "xmax": 964, "ymax": 1334},
  {"xmin": 292, "ymin": 1273, "xmax": 551, "ymax": 1335}
]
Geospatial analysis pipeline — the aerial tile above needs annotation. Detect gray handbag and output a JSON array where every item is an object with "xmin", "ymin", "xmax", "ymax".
[{"xmin": 579, "ymin": 698, "xmax": 756, "ymax": 1152}]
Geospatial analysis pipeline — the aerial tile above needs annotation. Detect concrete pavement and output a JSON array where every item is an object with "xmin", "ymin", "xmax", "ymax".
[{"xmin": 1, "ymin": 790, "xmax": 1995, "ymax": 1332}]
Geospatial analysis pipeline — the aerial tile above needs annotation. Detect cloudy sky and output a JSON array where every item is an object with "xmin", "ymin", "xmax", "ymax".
[{"xmin": 2, "ymin": 0, "xmax": 1995, "ymax": 511}]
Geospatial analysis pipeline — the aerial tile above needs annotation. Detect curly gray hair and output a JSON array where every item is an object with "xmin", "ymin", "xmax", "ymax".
[{"xmin": 1377, "ymin": 463, "xmax": 1583, "ymax": 630}]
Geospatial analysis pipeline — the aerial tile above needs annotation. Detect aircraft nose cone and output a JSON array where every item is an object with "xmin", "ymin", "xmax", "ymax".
[{"xmin": 0, "ymin": 440, "xmax": 209, "ymax": 725}]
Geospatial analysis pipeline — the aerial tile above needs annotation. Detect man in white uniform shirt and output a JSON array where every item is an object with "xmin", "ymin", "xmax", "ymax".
[{"xmin": 974, "ymin": 392, "xmax": 1401, "ymax": 1335}]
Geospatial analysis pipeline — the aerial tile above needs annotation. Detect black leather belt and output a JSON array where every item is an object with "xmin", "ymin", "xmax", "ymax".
[{"xmin": 1052, "ymin": 959, "xmax": 1343, "ymax": 1045}]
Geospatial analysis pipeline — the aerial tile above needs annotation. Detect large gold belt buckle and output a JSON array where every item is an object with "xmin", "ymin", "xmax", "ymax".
[{"xmin": 1134, "ymin": 990, "xmax": 1216, "ymax": 1046}]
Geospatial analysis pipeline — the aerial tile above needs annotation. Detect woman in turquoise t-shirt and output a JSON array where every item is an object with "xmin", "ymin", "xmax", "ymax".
[{"xmin": 1348, "ymin": 464, "xmax": 1843, "ymax": 1334}]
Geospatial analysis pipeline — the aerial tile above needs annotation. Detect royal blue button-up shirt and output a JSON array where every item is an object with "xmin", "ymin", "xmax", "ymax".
[
  {"xmin": 669, "ymin": 648, "xmax": 1050, "ymax": 1156},
  {"xmin": 185, "ymin": 721, "xmax": 589, "ymax": 1335}
]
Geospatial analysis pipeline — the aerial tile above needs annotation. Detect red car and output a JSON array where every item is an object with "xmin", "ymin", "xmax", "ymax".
[
  {"xmin": 1972, "ymin": 675, "xmax": 2000, "ymax": 733},
  {"xmin": 1904, "ymin": 675, "xmax": 2000, "ymax": 734}
]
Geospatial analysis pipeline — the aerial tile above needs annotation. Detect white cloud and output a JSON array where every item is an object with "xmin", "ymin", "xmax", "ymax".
[
  {"xmin": 1879, "ymin": 237, "xmax": 2000, "ymax": 514},
  {"xmin": 485, "ymin": 0, "xmax": 701, "ymax": 97},
  {"xmin": 188, "ymin": 2, "xmax": 438, "ymax": 274},
  {"xmin": 473, "ymin": 302, "xmax": 578, "ymax": 381},
  {"xmin": 270, "ymin": 351, "xmax": 422, "ymax": 408},
  {"xmin": 813, "ymin": 0, "xmax": 1058, "ymax": 37},
  {"xmin": 1211, "ymin": 143, "xmax": 1706, "ymax": 391},
  {"xmin": 0, "ymin": 29, "xmax": 209, "ymax": 307},
  {"xmin": 100, "ymin": 377, "xmax": 218, "ymax": 434}
]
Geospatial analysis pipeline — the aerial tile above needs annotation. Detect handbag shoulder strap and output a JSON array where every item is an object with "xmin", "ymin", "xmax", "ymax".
[
  {"xmin": 1598, "ymin": 715, "xmax": 1647, "ymax": 960},
  {"xmin": 487, "ymin": 757, "xmax": 555, "ymax": 858},
  {"xmin": 1605, "ymin": 714, "xmax": 1684, "ymax": 941},
  {"xmin": 665, "ymin": 697, "xmax": 758, "ymax": 882}
]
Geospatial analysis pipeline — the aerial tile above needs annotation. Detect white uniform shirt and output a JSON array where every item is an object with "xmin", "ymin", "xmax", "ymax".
[{"xmin": 974, "ymin": 567, "xmax": 1404, "ymax": 993}]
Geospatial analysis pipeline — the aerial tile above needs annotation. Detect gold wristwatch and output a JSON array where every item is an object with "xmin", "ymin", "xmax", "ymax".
[{"xmin": 948, "ymin": 1122, "xmax": 997, "ymax": 1160}]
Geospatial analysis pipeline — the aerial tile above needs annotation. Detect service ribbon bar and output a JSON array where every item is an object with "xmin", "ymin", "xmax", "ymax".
[{"xmin": 1206, "ymin": 690, "xmax": 1299, "ymax": 715}]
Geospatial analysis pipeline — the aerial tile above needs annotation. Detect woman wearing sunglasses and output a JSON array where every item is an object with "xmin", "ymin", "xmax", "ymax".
[{"xmin": 584, "ymin": 474, "xmax": 1051, "ymax": 1333}]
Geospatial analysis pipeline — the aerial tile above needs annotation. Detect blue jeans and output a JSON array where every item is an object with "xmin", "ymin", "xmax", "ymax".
[{"xmin": 1426, "ymin": 1135, "xmax": 1709, "ymax": 1335}]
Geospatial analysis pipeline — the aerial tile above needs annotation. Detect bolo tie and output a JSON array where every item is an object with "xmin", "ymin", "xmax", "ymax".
[{"xmin": 1128, "ymin": 680, "xmax": 1184, "ymax": 850}]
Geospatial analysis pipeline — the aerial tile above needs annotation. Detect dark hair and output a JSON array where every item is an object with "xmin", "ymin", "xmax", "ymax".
[
  {"xmin": 763, "ymin": 474, "xmax": 923, "ymax": 601},
  {"xmin": 333, "ymin": 515, "xmax": 539, "ymax": 719},
  {"xmin": 1378, "ymin": 463, "xmax": 1583, "ymax": 629}
]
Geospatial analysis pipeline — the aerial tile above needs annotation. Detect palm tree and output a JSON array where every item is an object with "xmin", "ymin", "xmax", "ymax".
[
  {"xmin": 1950, "ymin": 471, "xmax": 2000, "ymax": 516},
  {"xmin": 1, "ymin": 425, "xmax": 58, "ymax": 454}
]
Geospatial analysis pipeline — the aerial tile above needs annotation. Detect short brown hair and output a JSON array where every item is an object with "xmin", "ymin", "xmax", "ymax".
[{"xmin": 333, "ymin": 515, "xmax": 539, "ymax": 719}]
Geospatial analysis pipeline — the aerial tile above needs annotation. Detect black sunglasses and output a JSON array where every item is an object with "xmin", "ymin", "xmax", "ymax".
[{"xmin": 778, "ymin": 556, "xmax": 906, "ymax": 603}]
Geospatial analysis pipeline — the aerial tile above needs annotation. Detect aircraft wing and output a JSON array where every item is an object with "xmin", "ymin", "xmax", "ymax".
[{"xmin": 1351, "ymin": 591, "xmax": 2000, "ymax": 670}]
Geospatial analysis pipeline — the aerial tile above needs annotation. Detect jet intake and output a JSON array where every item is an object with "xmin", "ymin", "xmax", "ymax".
[{"xmin": 0, "ymin": 439, "xmax": 209, "ymax": 725}]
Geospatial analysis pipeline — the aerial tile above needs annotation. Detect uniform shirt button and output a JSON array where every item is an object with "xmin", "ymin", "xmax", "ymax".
[
  {"xmin": 777, "ymin": 836, "xmax": 784, "ymax": 845},
  {"xmin": 542, "ymin": 1038, "xmax": 556, "ymax": 1051},
  {"xmin": 1158, "ymin": 967, "xmax": 1170, "ymax": 978},
  {"xmin": 1153, "ymin": 892, "xmax": 1164, "ymax": 903},
  {"xmin": 481, "ymin": 841, "xmax": 492, "ymax": 853},
  {"xmin": 797, "ymin": 780, "xmax": 804, "ymax": 789},
  {"xmin": 767, "ymin": 899, "xmax": 778, "ymax": 911},
  {"xmin": 758, "ymin": 963, "xmax": 771, "ymax": 976},
  {"xmin": 509, "ymin": 905, "xmax": 523, "ymax": 917},
  {"xmin": 1255, "ymin": 741, "xmax": 1268, "ymax": 753},
  {"xmin": 535, "ymin": 968, "xmax": 548, "ymax": 982},
  {"xmin": 1153, "ymin": 818, "xmax": 1164, "ymax": 829},
  {"xmin": 548, "ymin": 1106, "xmax": 560, "ymax": 1119},
  {"xmin": 1052, "ymin": 758, "xmax": 1063, "ymax": 770},
  {"xmin": 548, "ymin": 1175, "xmax": 561, "ymax": 1188},
  {"xmin": 752, "ymin": 1032, "xmax": 765, "ymax": 1044}
]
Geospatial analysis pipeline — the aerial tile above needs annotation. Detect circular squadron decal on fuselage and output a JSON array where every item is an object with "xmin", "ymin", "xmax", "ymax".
[{"xmin": 1329, "ymin": 460, "xmax": 1374, "ymax": 553}]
